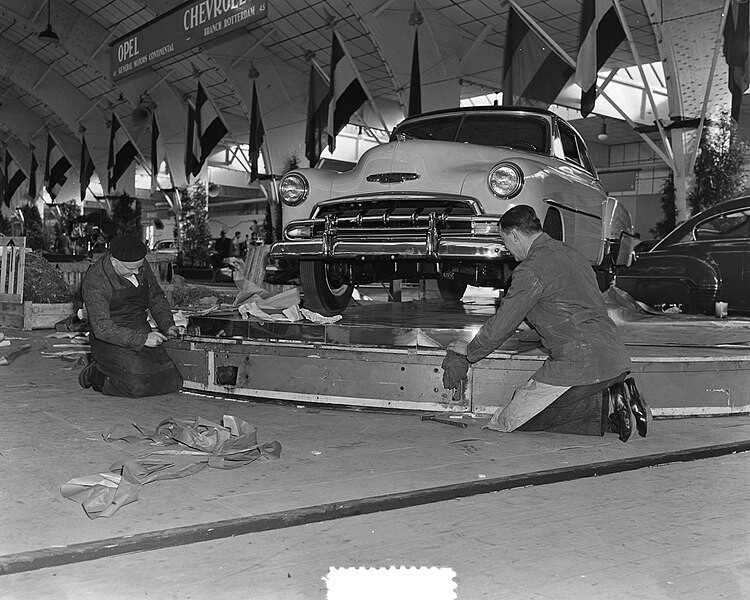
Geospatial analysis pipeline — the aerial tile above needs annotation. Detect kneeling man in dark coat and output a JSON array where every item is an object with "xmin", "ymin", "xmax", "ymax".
[
  {"xmin": 79, "ymin": 234, "xmax": 183, "ymax": 397},
  {"xmin": 446, "ymin": 205, "xmax": 651, "ymax": 441}
]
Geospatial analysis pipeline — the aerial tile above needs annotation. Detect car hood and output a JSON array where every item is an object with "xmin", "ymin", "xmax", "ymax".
[{"xmin": 327, "ymin": 140, "xmax": 540, "ymax": 198}]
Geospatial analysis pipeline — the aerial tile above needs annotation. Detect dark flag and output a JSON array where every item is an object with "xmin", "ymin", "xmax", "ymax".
[
  {"xmin": 44, "ymin": 134, "xmax": 72, "ymax": 200},
  {"xmin": 5, "ymin": 150, "xmax": 27, "ymax": 206},
  {"xmin": 249, "ymin": 81, "xmax": 265, "ymax": 182},
  {"xmin": 408, "ymin": 28, "xmax": 422, "ymax": 117},
  {"xmin": 326, "ymin": 31, "xmax": 368, "ymax": 152},
  {"xmin": 107, "ymin": 113, "xmax": 138, "ymax": 192},
  {"xmin": 503, "ymin": 5, "xmax": 575, "ymax": 107},
  {"xmin": 723, "ymin": 0, "xmax": 750, "ymax": 122},
  {"xmin": 28, "ymin": 150, "xmax": 38, "ymax": 200},
  {"xmin": 150, "ymin": 112, "xmax": 165, "ymax": 192},
  {"xmin": 575, "ymin": 0, "xmax": 626, "ymax": 117},
  {"xmin": 184, "ymin": 102, "xmax": 201, "ymax": 180},
  {"xmin": 80, "ymin": 135, "xmax": 96, "ymax": 202},
  {"xmin": 305, "ymin": 61, "xmax": 330, "ymax": 167},
  {"xmin": 196, "ymin": 82, "xmax": 229, "ymax": 166}
]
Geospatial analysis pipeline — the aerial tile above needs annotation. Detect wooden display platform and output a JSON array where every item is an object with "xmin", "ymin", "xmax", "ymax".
[{"xmin": 165, "ymin": 299, "xmax": 750, "ymax": 418}]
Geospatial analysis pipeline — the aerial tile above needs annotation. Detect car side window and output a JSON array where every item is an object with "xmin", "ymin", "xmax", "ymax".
[
  {"xmin": 693, "ymin": 210, "xmax": 750, "ymax": 241},
  {"xmin": 558, "ymin": 122, "xmax": 581, "ymax": 166}
]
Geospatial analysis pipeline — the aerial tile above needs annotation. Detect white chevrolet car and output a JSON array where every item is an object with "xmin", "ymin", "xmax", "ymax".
[{"xmin": 272, "ymin": 107, "xmax": 635, "ymax": 315}]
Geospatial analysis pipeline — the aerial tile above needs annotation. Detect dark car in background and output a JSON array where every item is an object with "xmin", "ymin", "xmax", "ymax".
[{"xmin": 615, "ymin": 196, "xmax": 750, "ymax": 314}]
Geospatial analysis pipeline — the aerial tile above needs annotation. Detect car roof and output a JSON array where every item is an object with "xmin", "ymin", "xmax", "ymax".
[
  {"xmin": 658, "ymin": 195, "xmax": 750, "ymax": 246},
  {"xmin": 397, "ymin": 105, "xmax": 558, "ymax": 125}
]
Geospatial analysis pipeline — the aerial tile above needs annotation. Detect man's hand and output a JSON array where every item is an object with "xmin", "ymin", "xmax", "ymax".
[
  {"xmin": 442, "ymin": 349, "xmax": 470, "ymax": 390},
  {"xmin": 144, "ymin": 331, "xmax": 168, "ymax": 347},
  {"xmin": 447, "ymin": 339, "xmax": 469, "ymax": 356}
]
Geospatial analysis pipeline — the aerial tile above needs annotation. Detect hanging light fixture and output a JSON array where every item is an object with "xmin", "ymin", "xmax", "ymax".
[
  {"xmin": 597, "ymin": 116, "xmax": 609, "ymax": 142},
  {"xmin": 38, "ymin": 0, "xmax": 59, "ymax": 43},
  {"xmin": 409, "ymin": 3, "xmax": 424, "ymax": 26}
]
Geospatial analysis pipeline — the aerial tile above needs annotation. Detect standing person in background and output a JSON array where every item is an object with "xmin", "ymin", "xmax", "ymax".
[
  {"xmin": 250, "ymin": 220, "xmax": 259, "ymax": 243},
  {"xmin": 78, "ymin": 234, "xmax": 183, "ymax": 397},
  {"xmin": 57, "ymin": 231, "xmax": 72, "ymax": 255},
  {"xmin": 230, "ymin": 231, "xmax": 241, "ymax": 257},
  {"xmin": 211, "ymin": 230, "xmax": 231, "ymax": 279}
]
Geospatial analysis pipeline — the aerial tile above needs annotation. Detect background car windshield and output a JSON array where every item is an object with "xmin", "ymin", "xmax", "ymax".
[
  {"xmin": 692, "ymin": 209, "xmax": 750, "ymax": 241},
  {"xmin": 393, "ymin": 114, "xmax": 549, "ymax": 153}
]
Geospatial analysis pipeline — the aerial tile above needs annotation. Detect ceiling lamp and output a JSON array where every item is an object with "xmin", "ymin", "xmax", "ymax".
[
  {"xmin": 38, "ymin": 0, "xmax": 59, "ymax": 43},
  {"xmin": 597, "ymin": 117, "xmax": 609, "ymax": 142},
  {"xmin": 131, "ymin": 92, "xmax": 156, "ymax": 126},
  {"xmin": 409, "ymin": 3, "xmax": 424, "ymax": 26}
]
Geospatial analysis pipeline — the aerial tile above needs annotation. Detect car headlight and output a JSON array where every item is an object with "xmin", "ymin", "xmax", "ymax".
[
  {"xmin": 279, "ymin": 173, "xmax": 309, "ymax": 206},
  {"xmin": 488, "ymin": 162, "xmax": 523, "ymax": 198}
]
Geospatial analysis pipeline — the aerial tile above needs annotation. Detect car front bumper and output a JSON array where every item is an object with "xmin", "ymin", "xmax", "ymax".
[{"xmin": 271, "ymin": 236, "xmax": 510, "ymax": 261}]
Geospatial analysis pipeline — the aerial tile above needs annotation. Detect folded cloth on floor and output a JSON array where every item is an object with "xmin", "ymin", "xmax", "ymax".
[
  {"xmin": 61, "ymin": 415, "xmax": 281, "ymax": 519},
  {"xmin": 442, "ymin": 349, "xmax": 469, "ymax": 389}
]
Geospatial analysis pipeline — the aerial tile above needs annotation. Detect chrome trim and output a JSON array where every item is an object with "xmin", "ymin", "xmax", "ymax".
[
  {"xmin": 310, "ymin": 192, "xmax": 484, "ymax": 215},
  {"xmin": 296, "ymin": 212, "xmax": 493, "ymax": 229},
  {"xmin": 426, "ymin": 212, "xmax": 439, "ymax": 258},
  {"xmin": 271, "ymin": 237, "xmax": 510, "ymax": 260},
  {"xmin": 366, "ymin": 172, "xmax": 420, "ymax": 183},
  {"xmin": 322, "ymin": 214, "xmax": 334, "ymax": 256},
  {"xmin": 544, "ymin": 198, "xmax": 602, "ymax": 221}
]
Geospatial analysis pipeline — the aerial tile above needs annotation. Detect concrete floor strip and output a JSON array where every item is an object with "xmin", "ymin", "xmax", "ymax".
[{"xmin": 2, "ymin": 439, "xmax": 749, "ymax": 577}]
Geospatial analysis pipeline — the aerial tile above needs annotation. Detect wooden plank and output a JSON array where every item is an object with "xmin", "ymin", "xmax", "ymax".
[
  {"xmin": 2, "ymin": 439, "xmax": 749, "ymax": 576},
  {"xmin": 52, "ymin": 262, "xmax": 90, "ymax": 293}
]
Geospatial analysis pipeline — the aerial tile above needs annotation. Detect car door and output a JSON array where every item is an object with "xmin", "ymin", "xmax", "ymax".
[{"xmin": 691, "ymin": 208, "xmax": 750, "ymax": 310}]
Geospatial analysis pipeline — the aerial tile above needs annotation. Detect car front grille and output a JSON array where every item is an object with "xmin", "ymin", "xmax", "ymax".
[{"xmin": 310, "ymin": 196, "xmax": 481, "ymax": 236}]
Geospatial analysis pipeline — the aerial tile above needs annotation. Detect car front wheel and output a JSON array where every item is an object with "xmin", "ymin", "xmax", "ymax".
[{"xmin": 300, "ymin": 260, "xmax": 354, "ymax": 316}]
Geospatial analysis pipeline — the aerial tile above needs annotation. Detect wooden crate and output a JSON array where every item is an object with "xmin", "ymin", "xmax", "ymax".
[
  {"xmin": 22, "ymin": 301, "xmax": 75, "ymax": 330},
  {"xmin": 0, "ymin": 301, "xmax": 75, "ymax": 330}
]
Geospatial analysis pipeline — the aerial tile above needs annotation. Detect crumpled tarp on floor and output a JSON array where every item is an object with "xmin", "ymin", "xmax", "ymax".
[{"xmin": 60, "ymin": 415, "xmax": 281, "ymax": 519}]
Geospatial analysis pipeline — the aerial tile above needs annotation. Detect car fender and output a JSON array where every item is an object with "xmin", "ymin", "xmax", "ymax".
[
  {"xmin": 279, "ymin": 168, "xmax": 336, "ymax": 224},
  {"xmin": 459, "ymin": 156, "xmax": 550, "ymax": 217},
  {"xmin": 464, "ymin": 156, "xmax": 606, "ymax": 262},
  {"xmin": 600, "ymin": 197, "xmax": 636, "ymax": 266},
  {"xmin": 615, "ymin": 253, "xmax": 720, "ymax": 309}
]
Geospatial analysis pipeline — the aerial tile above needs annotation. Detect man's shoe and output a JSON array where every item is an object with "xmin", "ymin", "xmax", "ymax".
[
  {"xmin": 625, "ymin": 377, "xmax": 652, "ymax": 437},
  {"xmin": 608, "ymin": 382, "xmax": 634, "ymax": 442},
  {"xmin": 78, "ymin": 361, "xmax": 95, "ymax": 389}
]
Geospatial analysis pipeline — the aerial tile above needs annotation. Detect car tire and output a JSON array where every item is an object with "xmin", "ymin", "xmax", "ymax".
[
  {"xmin": 300, "ymin": 260, "xmax": 354, "ymax": 316},
  {"xmin": 437, "ymin": 279, "xmax": 467, "ymax": 302}
]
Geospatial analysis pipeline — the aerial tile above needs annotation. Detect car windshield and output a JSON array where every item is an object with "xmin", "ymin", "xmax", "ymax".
[{"xmin": 392, "ymin": 114, "xmax": 549, "ymax": 154}]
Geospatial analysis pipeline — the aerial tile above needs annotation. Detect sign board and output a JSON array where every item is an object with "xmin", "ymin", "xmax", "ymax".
[{"xmin": 111, "ymin": 0, "xmax": 267, "ymax": 81}]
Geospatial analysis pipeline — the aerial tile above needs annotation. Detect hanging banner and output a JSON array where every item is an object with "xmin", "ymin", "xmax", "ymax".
[{"xmin": 111, "ymin": 0, "xmax": 267, "ymax": 81}]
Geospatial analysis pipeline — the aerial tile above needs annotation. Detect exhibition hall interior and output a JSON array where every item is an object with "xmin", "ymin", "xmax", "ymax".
[{"xmin": 1, "ymin": 0, "xmax": 749, "ymax": 598}]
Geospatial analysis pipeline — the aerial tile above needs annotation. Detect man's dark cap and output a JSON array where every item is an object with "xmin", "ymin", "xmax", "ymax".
[{"xmin": 110, "ymin": 234, "xmax": 147, "ymax": 262}]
